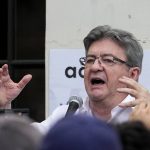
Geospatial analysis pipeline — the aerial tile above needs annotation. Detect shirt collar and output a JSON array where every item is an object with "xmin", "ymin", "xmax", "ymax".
[
  {"xmin": 111, "ymin": 95, "xmax": 134, "ymax": 118},
  {"xmin": 78, "ymin": 95, "xmax": 134, "ymax": 123}
]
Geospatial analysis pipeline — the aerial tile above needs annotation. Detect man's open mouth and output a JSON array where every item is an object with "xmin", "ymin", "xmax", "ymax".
[{"xmin": 91, "ymin": 78, "xmax": 105, "ymax": 85}]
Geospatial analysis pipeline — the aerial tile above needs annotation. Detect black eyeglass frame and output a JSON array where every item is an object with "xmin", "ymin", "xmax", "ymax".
[{"xmin": 79, "ymin": 54, "xmax": 133, "ymax": 68}]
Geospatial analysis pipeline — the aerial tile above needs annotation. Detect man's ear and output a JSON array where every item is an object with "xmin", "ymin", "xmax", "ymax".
[{"xmin": 129, "ymin": 67, "xmax": 141, "ymax": 81}]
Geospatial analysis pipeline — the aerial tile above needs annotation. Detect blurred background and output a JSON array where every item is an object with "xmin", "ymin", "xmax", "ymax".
[
  {"xmin": 1, "ymin": 0, "xmax": 150, "ymax": 122},
  {"xmin": 0, "ymin": 0, "xmax": 45, "ymax": 122}
]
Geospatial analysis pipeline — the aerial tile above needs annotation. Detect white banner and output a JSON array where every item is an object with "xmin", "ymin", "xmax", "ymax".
[
  {"xmin": 47, "ymin": 49, "xmax": 150, "ymax": 115},
  {"xmin": 139, "ymin": 50, "xmax": 150, "ymax": 89},
  {"xmin": 47, "ymin": 49, "xmax": 87, "ymax": 115}
]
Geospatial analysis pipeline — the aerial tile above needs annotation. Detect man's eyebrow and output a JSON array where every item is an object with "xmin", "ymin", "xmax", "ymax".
[
  {"xmin": 87, "ymin": 53, "xmax": 115, "ymax": 57},
  {"xmin": 101, "ymin": 53, "xmax": 114, "ymax": 57},
  {"xmin": 86, "ymin": 54, "xmax": 96, "ymax": 57}
]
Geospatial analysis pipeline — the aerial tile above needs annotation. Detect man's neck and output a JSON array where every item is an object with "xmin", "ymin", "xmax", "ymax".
[
  {"xmin": 89, "ymin": 100, "xmax": 112, "ymax": 121},
  {"xmin": 89, "ymin": 94, "xmax": 128, "ymax": 121}
]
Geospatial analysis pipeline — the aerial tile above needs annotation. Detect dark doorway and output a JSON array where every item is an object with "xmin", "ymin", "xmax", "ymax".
[{"xmin": 0, "ymin": 0, "xmax": 46, "ymax": 122}]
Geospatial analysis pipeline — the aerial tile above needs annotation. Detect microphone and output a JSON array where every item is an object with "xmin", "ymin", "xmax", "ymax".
[{"xmin": 65, "ymin": 96, "xmax": 83, "ymax": 117}]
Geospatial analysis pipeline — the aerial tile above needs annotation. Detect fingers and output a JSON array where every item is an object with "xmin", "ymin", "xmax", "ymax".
[
  {"xmin": 117, "ymin": 87, "xmax": 138, "ymax": 98},
  {"xmin": 118, "ymin": 76, "xmax": 143, "ymax": 91},
  {"xmin": 119, "ymin": 100, "xmax": 139, "ymax": 108},
  {"xmin": 18, "ymin": 74, "xmax": 32, "ymax": 89},
  {"xmin": 0, "ymin": 80, "xmax": 2, "ymax": 88},
  {"xmin": 129, "ymin": 101, "xmax": 150, "ymax": 128},
  {"xmin": 130, "ymin": 101, "xmax": 150, "ymax": 119},
  {"xmin": 118, "ymin": 76, "xmax": 150, "ymax": 103},
  {"xmin": 0, "ymin": 64, "xmax": 32, "ymax": 90},
  {"xmin": 0, "ymin": 64, "xmax": 9, "ymax": 78},
  {"xmin": 135, "ymin": 101, "xmax": 150, "ymax": 113},
  {"xmin": 2, "ymin": 64, "xmax": 9, "ymax": 76},
  {"xmin": 0, "ymin": 68, "xmax": 2, "ymax": 79},
  {"xmin": 0, "ymin": 64, "xmax": 8, "ymax": 80},
  {"xmin": 119, "ymin": 98, "xmax": 150, "ymax": 109}
]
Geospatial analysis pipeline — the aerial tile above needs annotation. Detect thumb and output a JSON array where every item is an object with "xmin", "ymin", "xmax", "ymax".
[
  {"xmin": 119, "ymin": 100, "xmax": 137, "ymax": 108},
  {"xmin": 18, "ymin": 74, "xmax": 32, "ymax": 89}
]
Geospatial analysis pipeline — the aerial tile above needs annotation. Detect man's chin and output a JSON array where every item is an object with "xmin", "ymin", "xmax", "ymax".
[{"xmin": 89, "ymin": 93, "xmax": 105, "ymax": 101}]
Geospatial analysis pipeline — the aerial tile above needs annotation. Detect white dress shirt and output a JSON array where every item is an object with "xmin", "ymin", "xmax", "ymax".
[{"xmin": 33, "ymin": 95, "xmax": 134, "ymax": 134}]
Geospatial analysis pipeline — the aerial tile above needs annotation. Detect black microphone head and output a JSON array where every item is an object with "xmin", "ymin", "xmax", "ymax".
[
  {"xmin": 65, "ymin": 96, "xmax": 83, "ymax": 117},
  {"xmin": 67, "ymin": 96, "xmax": 83, "ymax": 108}
]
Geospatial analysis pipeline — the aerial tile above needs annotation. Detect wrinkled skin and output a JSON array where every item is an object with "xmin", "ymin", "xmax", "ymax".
[{"xmin": 0, "ymin": 64, "xmax": 32, "ymax": 108}]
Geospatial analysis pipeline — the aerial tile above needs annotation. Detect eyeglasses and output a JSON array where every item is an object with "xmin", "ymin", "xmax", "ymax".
[{"xmin": 79, "ymin": 54, "xmax": 132, "ymax": 68}]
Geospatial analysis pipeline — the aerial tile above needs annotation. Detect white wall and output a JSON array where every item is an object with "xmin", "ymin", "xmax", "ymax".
[
  {"xmin": 46, "ymin": 0, "xmax": 150, "ymax": 50},
  {"xmin": 46, "ymin": 0, "xmax": 150, "ymax": 116}
]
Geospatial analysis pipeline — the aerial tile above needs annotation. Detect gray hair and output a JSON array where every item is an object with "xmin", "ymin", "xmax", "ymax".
[
  {"xmin": 0, "ymin": 114, "xmax": 43, "ymax": 150},
  {"xmin": 83, "ymin": 25, "xmax": 143, "ymax": 69}
]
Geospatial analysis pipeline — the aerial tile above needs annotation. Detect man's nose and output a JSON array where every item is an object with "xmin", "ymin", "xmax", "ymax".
[{"xmin": 91, "ymin": 59, "xmax": 104, "ymax": 71}]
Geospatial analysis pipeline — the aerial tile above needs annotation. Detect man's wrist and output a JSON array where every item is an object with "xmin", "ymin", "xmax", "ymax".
[{"xmin": 0, "ymin": 103, "xmax": 11, "ymax": 109}]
